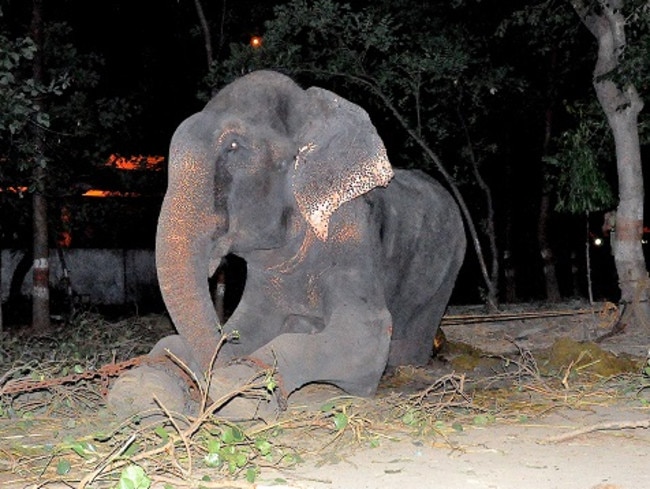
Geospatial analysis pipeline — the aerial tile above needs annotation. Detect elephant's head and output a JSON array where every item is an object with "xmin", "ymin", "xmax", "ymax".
[{"xmin": 155, "ymin": 70, "xmax": 393, "ymax": 372}]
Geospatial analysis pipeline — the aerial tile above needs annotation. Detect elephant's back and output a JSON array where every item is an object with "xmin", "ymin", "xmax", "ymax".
[
  {"xmin": 368, "ymin": 168, "xmax": 466, "ymax": 340},
  {"xmin": 371, "ymin": 168, "xmax": 464, "ymax": 262}
]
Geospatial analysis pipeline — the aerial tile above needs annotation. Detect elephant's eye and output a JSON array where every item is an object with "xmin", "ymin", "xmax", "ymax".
[{"xmin": 227, "ymin": 141, "xmax": 239, "ymax": 152}]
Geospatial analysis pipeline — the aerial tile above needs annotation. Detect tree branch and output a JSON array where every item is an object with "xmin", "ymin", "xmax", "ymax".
[
  {"xmin": 544, "ymin": 418, "xmax": 650, "ymax": 444},
  {"xmin": 193, "ymin": 0, "xmax": 213, "ymax": 71}
]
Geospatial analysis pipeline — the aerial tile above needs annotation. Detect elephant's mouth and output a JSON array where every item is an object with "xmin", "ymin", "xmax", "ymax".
[
  {"xmin": 226, "ymin": 221, "xmax": 293, "ymax": 255},
  {"xmin": 209, "ymin": 253, "xmax": 247, "ymax": 324}
]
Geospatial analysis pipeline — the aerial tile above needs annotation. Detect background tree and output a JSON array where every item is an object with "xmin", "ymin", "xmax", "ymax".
[
  {"xmin": 571, "ymin": 0, "xmax": 650, "ymax": 329},
  {"xmin": 0, "ymin": 0, "xmax": 142, "ymax": 324},
  {"xmin": 0, "ymin": 2, "xmax": 61, "ymax": 330},
  {"xmin": 545, "ymin": 101, "xmax": 616, "ymax": 302},
  {"xmin": 30, "ymin": 0, "xmax": 49, "ymax": 331}
]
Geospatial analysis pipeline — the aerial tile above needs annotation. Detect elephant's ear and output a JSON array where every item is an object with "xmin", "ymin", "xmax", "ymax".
[{"xmin": 292, "ymin": 87, "xmax": 394, "ymax": 241}]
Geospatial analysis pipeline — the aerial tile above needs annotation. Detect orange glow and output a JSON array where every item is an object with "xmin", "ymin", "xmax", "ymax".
[
  {"xmin": 0, "ymin": 186, "xmax": 28, "ymax": 194},
  {"xmin": 82, "ymin": 189, "xmax": 142, "ymax": 198},
  {"xmin": 57, "ymin": 207, "xmax": 72, "ymax": 247},
  {"xmin": 250, "ymin": 36, "xmax": 263, "ymax": 49},
  {"xmin": 105, "ymin": 154, "xmax": 164, "ymax": 171},
  {"xmin": 58, "ymin": 231, "xmax": 72, "ymax": 248}
]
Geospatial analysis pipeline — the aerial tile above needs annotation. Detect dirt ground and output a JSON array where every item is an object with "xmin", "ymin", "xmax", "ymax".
[
  {"xmin": 2, "ymin": 300, "xmax": 650, "ymax": 489},
  {"xmin": 259, "ymin": 301, "xmax": 650, "ymax": 489},
  {"xmin": 256, "ymin": 405, "xmax": 650, "ymax": 489}
]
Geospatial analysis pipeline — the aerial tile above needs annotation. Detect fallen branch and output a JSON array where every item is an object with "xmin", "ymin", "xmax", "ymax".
[
  {"xmin": 543, "ymin": 419, "xmax": 650, "ymax": 444},
  {"xmin": 0, "ymin": 355, "xmax": 162, "ymax": 396}
]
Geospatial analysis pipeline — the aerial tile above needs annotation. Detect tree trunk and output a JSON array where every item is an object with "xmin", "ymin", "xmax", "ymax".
[
  {"xmin": 538, "ymin": 106, "xmax": 561, "ymax": 302},
  {"xmin": 192, "ymin": 0, "xmax": 213, "ymax": 71},
  {"xmin": 456, "ymin": 107, "xmax": 500, "ymax": 310},
  {"xmin": 572, "ymin": 0, "xmax": 649, "ymax": 328},
  {"xmin": 503, "ymin": 136, "xmax": 517, "ymax": 302},
  {"xmin": 31, "ymin": 0, "xmax": 50, "ymax": 331},
  {"xmin": 538, "ymin": 192, "xmax": 561, "ymax": 301},
  {"xmin": 0, "ymin": 250, "xmax": 3, "ymax": 333}
]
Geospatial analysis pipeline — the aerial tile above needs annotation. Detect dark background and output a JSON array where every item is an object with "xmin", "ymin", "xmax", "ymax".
[{"xmin": 1, "ymin": 0, "xmax": 645, "ymax": 309}]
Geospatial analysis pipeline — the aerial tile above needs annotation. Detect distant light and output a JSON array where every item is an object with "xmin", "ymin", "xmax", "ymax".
[
  {"xmin": 593, "ymin": 237, "xmax": 603, "ymax": 247},
  {"xmin": 250, "ymin": 36, "xmax": 262, "ymax": 49}
]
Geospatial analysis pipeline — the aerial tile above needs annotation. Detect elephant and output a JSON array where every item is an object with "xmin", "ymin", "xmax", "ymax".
[{"xmin": 108, "ymin": 70, "xmax": 466, "ymax": 419}]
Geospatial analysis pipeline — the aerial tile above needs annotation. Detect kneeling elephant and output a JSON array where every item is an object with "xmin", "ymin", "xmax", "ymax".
[{"xmin": 109, "ymin": 70, "xmax": 466, "ymax": 419}]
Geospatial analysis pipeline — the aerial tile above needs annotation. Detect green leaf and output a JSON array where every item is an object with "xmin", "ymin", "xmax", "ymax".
[
  {"xmin": 204, "ymin": 451, "xmax": 222, "ymax": 468},
  {"xmin": 265, "ymin": 374, "xmax": 277, "ymax": 393},
  {"xmin": 254, "ymin": 438, "xmax": 272, "ymax": 456},
  {"xmin": 154, "ymin": 426, "xmax": 169, "ymax": 443},
  {"xmin": 56, "ymin": 459, "xmax": 71, "ymax": 475},
  {"xmin": 207, "ymin": 438, "xmax": 221, "ymax": 453},
  {"xmin": 473, "ymin": 414, "xmax": 495, "ymax": 426},
  {"xmin": 320, "ymin": 402, "xmax": 336, "ymax": 412},
  {"xmin": 122, "ymin": 442, "xmax": 140, "ymax": 457},
  {"xmin": 235, "ymin": 452, "xmax": 248, "ymax": 468},
  {"xmin": 221, "ymin": 426, "xmax": 245, "ymax": 444},
  {"xmin": 333, "ymin": 412, "xmax": 348, "ymax": 431},
  {"xmin": 69, "ymin": 441, "xmax": 96, "ymax": 458},
  {"xmin": 246, "ymin": 467, "xmax": 258, "ymax": 483},
  {"xmin": 401, "ymin": 410, "xmax": 419, "ymax": 427},
  {"xmin": 116, "ymin": 464, "xmax": 151, "ymax": 489}
]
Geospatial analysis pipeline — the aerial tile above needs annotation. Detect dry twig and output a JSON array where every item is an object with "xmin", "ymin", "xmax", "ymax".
[{"xmin": 543, "ymin": 418, "xmax": 650, "ymax": 444}]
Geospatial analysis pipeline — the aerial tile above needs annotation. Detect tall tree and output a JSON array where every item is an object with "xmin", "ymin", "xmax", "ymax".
[
  {"xmin": 1, "ymin": 1, "xmax": 141, "ymax": 323},
  {"xmin": 30, "ymin": 0, "xmax": 50, "ymax": 330},
  {"xmin": 571, "ymin": 0, "xmax": 649, "ymax": 328}
]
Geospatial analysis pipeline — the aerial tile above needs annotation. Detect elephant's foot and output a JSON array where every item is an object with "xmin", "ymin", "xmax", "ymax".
[
  {"xmin": 106, "ymin": 334, "xmax": 281, "ymax": 422},
  {"xmin": 107, "ymin": 334, "xmax": 200, "ymax": 420},
  {"xmin": 107, "ymin": 362, "xmax": 280, "ymax": 422},
  {"xmin": 205, "ymin": 362, "xmax": 280, "ymax": 421},
  {"xmin": 107, "ymin": 364, "xmax": 196, "ymax": 420}
]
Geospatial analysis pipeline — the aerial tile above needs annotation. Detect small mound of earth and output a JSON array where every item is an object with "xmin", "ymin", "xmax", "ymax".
[{"xmin": 441, "ymin": 300, "xmax": 648, "ymax": 359}]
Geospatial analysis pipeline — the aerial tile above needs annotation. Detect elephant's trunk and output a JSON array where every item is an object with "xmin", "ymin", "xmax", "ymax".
[{"xmin": 155, "ymin": 137, "xmax": 226, "ymax": 373}]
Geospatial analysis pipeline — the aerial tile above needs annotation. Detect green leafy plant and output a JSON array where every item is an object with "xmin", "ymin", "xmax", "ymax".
[
  {"xmin": 320, "ymin": 401, "xmax": 350, "ymax": 432},
  {"xmin": 545, "ymin": 102, "xmax": 614, "ymax": 215},
  {"xmin": 202, "ymin": 424, "xmax": 264, "ymax": 479},
  {"xmin": 114, "ymin": 464, "xmax": 151, "ymax": 489}
]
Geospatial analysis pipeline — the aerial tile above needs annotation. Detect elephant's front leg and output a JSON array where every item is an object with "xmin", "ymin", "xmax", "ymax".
[
  {"xmin": 243, "ymin": 267, "xmax": 393, "ymax": 397},
  {"xmin": 214, "ymin": 271, "xmax": 300, "ymax": 363}
]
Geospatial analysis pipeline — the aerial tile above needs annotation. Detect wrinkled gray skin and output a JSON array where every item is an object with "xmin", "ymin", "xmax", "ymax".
[{"xmin": 133, "ymin": 71, "xmax": 465, "ymax": 413}]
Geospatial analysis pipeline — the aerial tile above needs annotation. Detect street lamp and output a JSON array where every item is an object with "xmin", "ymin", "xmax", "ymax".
[{"xmin": 250, "ymin": 36, "xmax": 262, "ymax": 49}]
